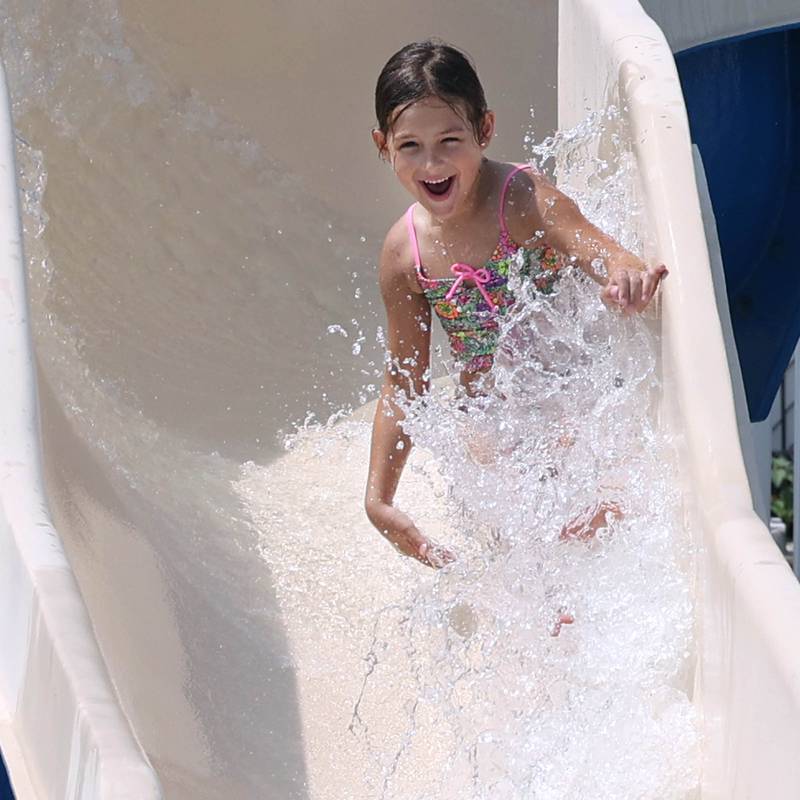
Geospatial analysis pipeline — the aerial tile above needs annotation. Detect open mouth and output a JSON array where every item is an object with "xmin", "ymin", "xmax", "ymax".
[{"xmin": 420, "ymin": 175, "xmax": 455, "ymax": 200}]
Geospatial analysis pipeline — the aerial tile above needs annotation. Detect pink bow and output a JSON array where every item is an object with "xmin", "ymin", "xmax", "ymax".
[{"xmin": 445, "ymin": 263, "xmax": 497, "ymax": 310}]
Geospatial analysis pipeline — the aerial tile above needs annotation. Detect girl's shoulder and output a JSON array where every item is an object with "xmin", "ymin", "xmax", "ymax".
[
  {"xmin": 378, "ymin": 212, "xmax": 422, "ymax": 295},
  {"xmin": 500, "ymin": 162, "xmax": 558, "ymax": 246}
]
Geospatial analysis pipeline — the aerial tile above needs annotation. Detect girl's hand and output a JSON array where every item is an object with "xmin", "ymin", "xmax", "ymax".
[
  {"xmin": 602, "ymin": 264, "xmax": 668, "ymax": 314},
  {"xmin": 419, "ymin": 539, "xmax": 457, "ymax": 569},
  {"xmin": 366, "ymin": 501, "xmax": 456, "ymax": 569}
]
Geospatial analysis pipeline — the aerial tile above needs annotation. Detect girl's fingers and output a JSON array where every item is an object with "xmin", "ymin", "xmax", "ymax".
[
  {"xmin": 600, "ymin": 284, "xmax": 619, "ymax": 308},
  {"xmin": 427, "ymin": 544, "xmax": 457, "ymax": 569},
  {"xmin": 641, "ymin": 270, "xmax": 656, "ymax": 305},
  {"xmin": 651, "ymin": 264, "xmax": 669, "ymax": 288},
  {"xmin": 628, "ymin": 271, "xmax": 643, "ymax": 310},
  {"xmin": 603, "ymin": 265, "xmax": 668, "ymax": 312},
  {"xmin": 417, "ymin": 537, "xmax": 456, "ymax": 569},
  {"xmin": 643, "ymin": 265, "xmax": 668, "ymax": 306},
  {"xmin": 615, "ymin": 273, "xmax": 631, "ymax": 307}
]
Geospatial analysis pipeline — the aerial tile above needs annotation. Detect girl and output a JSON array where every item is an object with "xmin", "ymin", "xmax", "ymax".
[{"xmin": 364, "ymin": 39, "xmax": 667, "ymax": 575}]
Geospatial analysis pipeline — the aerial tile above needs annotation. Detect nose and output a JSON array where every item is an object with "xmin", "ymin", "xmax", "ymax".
[{"xmin": 423, "ymin": 147, "xmax": 444, "ymax": 172}]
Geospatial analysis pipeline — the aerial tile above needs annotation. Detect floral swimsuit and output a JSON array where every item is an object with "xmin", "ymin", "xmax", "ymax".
[{"xmin": 406, "ymin": 164, "xmax": 567, "ymax": 372}]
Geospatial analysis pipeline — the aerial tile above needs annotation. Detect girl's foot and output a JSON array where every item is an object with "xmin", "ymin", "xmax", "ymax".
[
  {"xmin": 550, "ymin": 609, "xmax": 575, "ymax": 637},
  {"xmin": 559, "ymin": 499, "xmax": 623, "ymax": 542}
]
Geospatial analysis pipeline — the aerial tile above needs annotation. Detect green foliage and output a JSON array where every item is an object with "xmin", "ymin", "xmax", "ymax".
[{"xmin": 771, "ymin": 454, "xmax": 793, "ymax": 527}]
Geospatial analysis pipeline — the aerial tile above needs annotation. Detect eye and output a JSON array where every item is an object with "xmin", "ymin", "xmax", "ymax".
[
  {"xmin": 399, "ymin": 141, "xmax": 418, "ymax": 150},
  {"xmin": 443, "ymin": 137, "xmax": 461, "ymax": 144}
]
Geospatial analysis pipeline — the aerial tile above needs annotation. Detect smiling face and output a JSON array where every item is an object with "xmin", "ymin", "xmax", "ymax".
[{"xmin": 373, "ymin": 96, "xmax": 495, "ymax": 222}]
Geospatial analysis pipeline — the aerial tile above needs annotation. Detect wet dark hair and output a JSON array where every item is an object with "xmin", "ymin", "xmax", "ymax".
[{"xmin": 374, "ymin": 39, "xmax": 488, "ymax": 154}]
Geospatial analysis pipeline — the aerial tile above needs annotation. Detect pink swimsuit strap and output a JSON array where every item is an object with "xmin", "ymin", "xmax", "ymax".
[
  {"xmin": 405, "ymin": 162, "xmax": 535, "ymax": 274},
  {"xmin": 498, "ymin": 163, "xmax": 535, "ymax": 237},
  {"xmin": 405, "ymin": 203, "xmax": 423, "ymax": 271}
]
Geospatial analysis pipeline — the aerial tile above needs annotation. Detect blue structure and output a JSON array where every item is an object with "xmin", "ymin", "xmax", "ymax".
[
  {"xmin": 676, "ymin": 25, "xmax": 800, "ymax": 421},
  {"xmin": 0, "ymin": 751, "xmax": 14, "ymax": 800}
]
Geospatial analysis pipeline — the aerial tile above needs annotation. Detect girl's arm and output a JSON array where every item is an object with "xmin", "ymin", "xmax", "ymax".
[
  {"xmin": 530, "ymin": 174, "xmax": 667, "ymax": 312},
  {"xmin": 364, "ymin": 226, "xmax": 452, "ymax": 568}
]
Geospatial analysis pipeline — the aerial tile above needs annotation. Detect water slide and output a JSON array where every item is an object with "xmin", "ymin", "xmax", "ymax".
[{"xmin": 1, "ymin": 0, "xmax": 800, "ymax": 797}]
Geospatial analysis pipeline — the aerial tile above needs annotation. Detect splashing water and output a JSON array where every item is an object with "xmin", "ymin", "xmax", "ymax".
[{"xmin": 237, "ymin": 108, "xmax": 700, "ymax": 799}]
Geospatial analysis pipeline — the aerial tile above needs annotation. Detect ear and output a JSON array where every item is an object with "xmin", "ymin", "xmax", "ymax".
[
  {"xmin": 479, "ymin": 111, "xmax": 496, "ymax": 148},
  {"xmin": 372, "ymin": 128, "xmax": 389, "ymax": 161}
]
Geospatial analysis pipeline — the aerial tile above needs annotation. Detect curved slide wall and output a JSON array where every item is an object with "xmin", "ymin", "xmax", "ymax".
[
  {"xmin": 559, "ymin": 0, "xmax": 800, "ymax": 797},
  {"xmin": 0, "ymin": 63, "xmax": 160, "ymax": 799}
]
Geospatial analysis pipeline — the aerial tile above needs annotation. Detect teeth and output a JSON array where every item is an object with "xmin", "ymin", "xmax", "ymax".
[{"xmin": 425, "ymin": 177, "xmax": 450, "ymax": 184}]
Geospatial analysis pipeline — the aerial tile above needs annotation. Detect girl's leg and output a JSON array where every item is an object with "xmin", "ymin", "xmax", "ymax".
[
  {"xmin": 551, "ymin": 497, "xmax": 624, "ymax": 635},
  {"xmin": 559, "ymin": 499, "xmax": 623, "ymax": 542}
]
